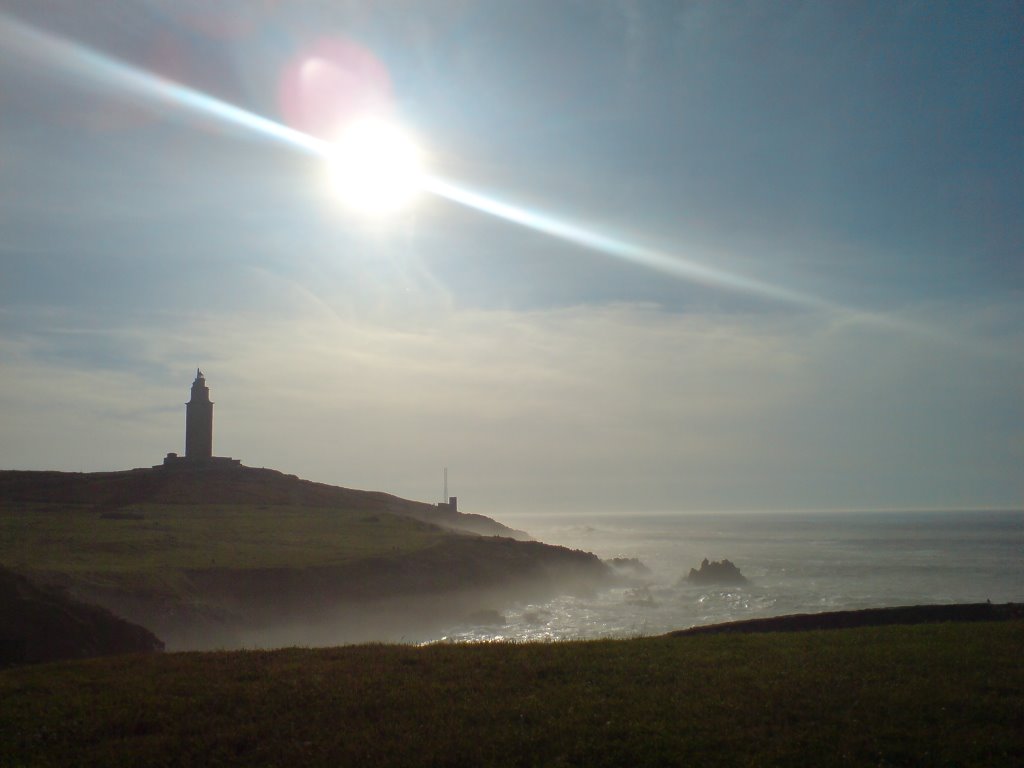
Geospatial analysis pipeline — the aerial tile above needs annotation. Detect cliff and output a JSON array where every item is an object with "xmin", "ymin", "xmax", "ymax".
[
  {"xmin": 0, "ymin": 565, "xmax": 163, "ymax": 667},
  {"xmin": 0, "ymin": 467, "xmax": 606, "ymax": 649}
]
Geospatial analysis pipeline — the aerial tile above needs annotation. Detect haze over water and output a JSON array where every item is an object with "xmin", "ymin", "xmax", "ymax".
[{"xmin": 432, "ymin": 510, "xmax": 1023, "ymax": 643}]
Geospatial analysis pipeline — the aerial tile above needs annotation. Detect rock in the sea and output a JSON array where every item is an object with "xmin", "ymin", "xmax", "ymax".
[{"xmin": 686, "ymin": 558, "xmax": 748, "ymax": 585}]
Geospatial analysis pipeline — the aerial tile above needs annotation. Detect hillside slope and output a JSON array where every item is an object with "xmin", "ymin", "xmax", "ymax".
[
  {"xmin": 0, "ymin": 465, "xmax": 528, "ymax": 538},
  {"xmin": 0, "ymin": 467, "xmax": 607, "ymax": 649}
]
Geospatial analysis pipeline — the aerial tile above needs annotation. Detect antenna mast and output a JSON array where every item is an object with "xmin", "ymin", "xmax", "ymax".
[{"xmin": 443, "ymin": 467, "xmax": 448, "ymax": 504}]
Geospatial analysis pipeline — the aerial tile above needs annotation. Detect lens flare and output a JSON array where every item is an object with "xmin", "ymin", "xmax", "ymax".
[
  {"xmin": 0, "ymin": 11, "xmax": 979, "ymax": 353},
  {"xmin": 278, "ymin": 37, "xmax": 393, "ymax": 141}
]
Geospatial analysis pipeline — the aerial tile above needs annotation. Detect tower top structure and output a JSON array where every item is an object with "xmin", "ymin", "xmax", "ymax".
[{"xmin": 189, "ymin": 369, "xmax": 211, "ymax": 407}]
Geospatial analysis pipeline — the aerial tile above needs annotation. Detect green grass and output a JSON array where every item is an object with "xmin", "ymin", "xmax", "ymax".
[
  {"xmin": 1, "ymin": 622, "xmax": 1021, "ymax": 767},
  {"xmin": 0, "ymin": 503, "xmax": 451, "ymax": 599}
]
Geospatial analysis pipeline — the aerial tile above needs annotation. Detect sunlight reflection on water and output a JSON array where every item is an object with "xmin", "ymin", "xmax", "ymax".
[{"xmin": 426, "ymin": 510, "xmax": 1023, "ymax": 644}]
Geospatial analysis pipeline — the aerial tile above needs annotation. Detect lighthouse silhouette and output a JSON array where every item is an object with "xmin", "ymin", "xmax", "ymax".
[
  {"xmin": 160, "ymin": 370, "xmax": 239, "ymax": 469},
  {"xmin": 185, "ymin": 368, "xmax": 213, "ymax": 460}
]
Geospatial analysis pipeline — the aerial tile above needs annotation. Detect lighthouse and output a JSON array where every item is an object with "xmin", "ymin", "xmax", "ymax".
[
  {"xmin": 185, "ymin": 368, "xmax": 213, "ymax": 460},
  {"xmin": 159, "ymin": 371, "xmax": 240, "ymax": 469}
]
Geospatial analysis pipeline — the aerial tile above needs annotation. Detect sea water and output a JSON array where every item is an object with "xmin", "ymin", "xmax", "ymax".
[{"xmin": 433, "ymin": 510, "xmax": 1024, "ymax": 643}]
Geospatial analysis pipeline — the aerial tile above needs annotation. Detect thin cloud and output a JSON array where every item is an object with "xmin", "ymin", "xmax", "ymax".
[{"xmin": 3, "ymin": 298, "xmax": 1018, "ymax": 511}]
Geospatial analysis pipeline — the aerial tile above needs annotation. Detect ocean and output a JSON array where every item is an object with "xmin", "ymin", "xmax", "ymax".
[{"xmin": 433, "ymin": 509, "xmax": 1024, "ymax": 643}]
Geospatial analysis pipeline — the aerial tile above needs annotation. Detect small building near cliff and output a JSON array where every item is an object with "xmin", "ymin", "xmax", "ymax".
[{"xmin": 437, "ymin": 496, "xmax": 458, "ymax": 513}]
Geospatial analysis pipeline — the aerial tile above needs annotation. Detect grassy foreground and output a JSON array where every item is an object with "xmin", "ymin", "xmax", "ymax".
[{"xmin": 1, "ymin": 621, "xmax": 1021, "ymax": 767}]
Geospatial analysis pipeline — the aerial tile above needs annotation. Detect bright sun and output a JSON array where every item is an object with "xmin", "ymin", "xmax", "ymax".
[{"xmin": 328, "ymin": 117, "xmax": 424, "ymax": 215}]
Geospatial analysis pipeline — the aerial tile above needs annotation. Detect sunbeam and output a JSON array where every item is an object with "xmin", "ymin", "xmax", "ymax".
[
  {"xmin": 0, "ymin": 12, "xmax": 846, "ymax": 312},
  {"xmin": 422, "ymin": 176, "xmax": 830, "ymax": 311},
  {"xmin": 0, "ymin": 10, "xmax": 990, "ymax": 355},
  {"xmin": 0, "ymin": 12, "xmax": 328, "ymax": 158}
]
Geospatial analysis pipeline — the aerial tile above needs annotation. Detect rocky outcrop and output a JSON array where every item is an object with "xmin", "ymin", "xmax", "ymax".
[
  {"xmin": 0, "ymin": 565, "xmax": 163, "ymax": 667},
  {"xmin": 686, "ymin": 558, "xmax": 748, "ymax": 585}
]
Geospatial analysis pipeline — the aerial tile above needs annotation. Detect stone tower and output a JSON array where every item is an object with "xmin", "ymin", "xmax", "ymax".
[{"xmin": 185, "ymin": 368, "xmax": 213, "ymax": 460}]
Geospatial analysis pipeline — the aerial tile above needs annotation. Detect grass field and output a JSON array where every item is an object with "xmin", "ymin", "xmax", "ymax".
[
  {"xmin": 0, "ymin": 502, "xmax": 451, "ymax": 576},
  {"xmin": 0, "ymin": 501, "xmax": 457, "ymax": 612},
  {"xmin": 1, "ymin": 621, "xmax": 1020, "ymax": 767}
]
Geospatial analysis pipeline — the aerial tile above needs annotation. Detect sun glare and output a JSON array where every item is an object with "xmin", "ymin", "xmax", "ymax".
[{"xmin": 328, "ymin": 117, "xmax": 424, "ymax": 215}]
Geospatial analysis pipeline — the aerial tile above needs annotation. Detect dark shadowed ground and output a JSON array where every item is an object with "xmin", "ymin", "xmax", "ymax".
[
  {"xmin": 0, "ymin": 565, "xmax": 162, "ymax": 667},
  {"xmin": 672, "ymin": 601, "xmax": 1023, "ymax": 636}
]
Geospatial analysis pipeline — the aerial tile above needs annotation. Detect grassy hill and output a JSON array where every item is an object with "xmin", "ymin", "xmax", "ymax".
[
  {"xmin": 0, "ymin": 621, "xmax": 1020, "ymax": 767},
  {"xmin": 0, "ymin": 465, "xmax": 528, "ymax": 538},
  {"xmin": 0, "ymin": 501, "xmax": 451, "ymax": 575},
  {"xmin": 0, "ymin": 467, "xmax": 606, "ymax": 649}
]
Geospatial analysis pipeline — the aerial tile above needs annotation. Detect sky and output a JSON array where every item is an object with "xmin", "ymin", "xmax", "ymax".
[{"xmin": 0, "ymin": 0, "xmax": 1021, "ymax": 514}]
